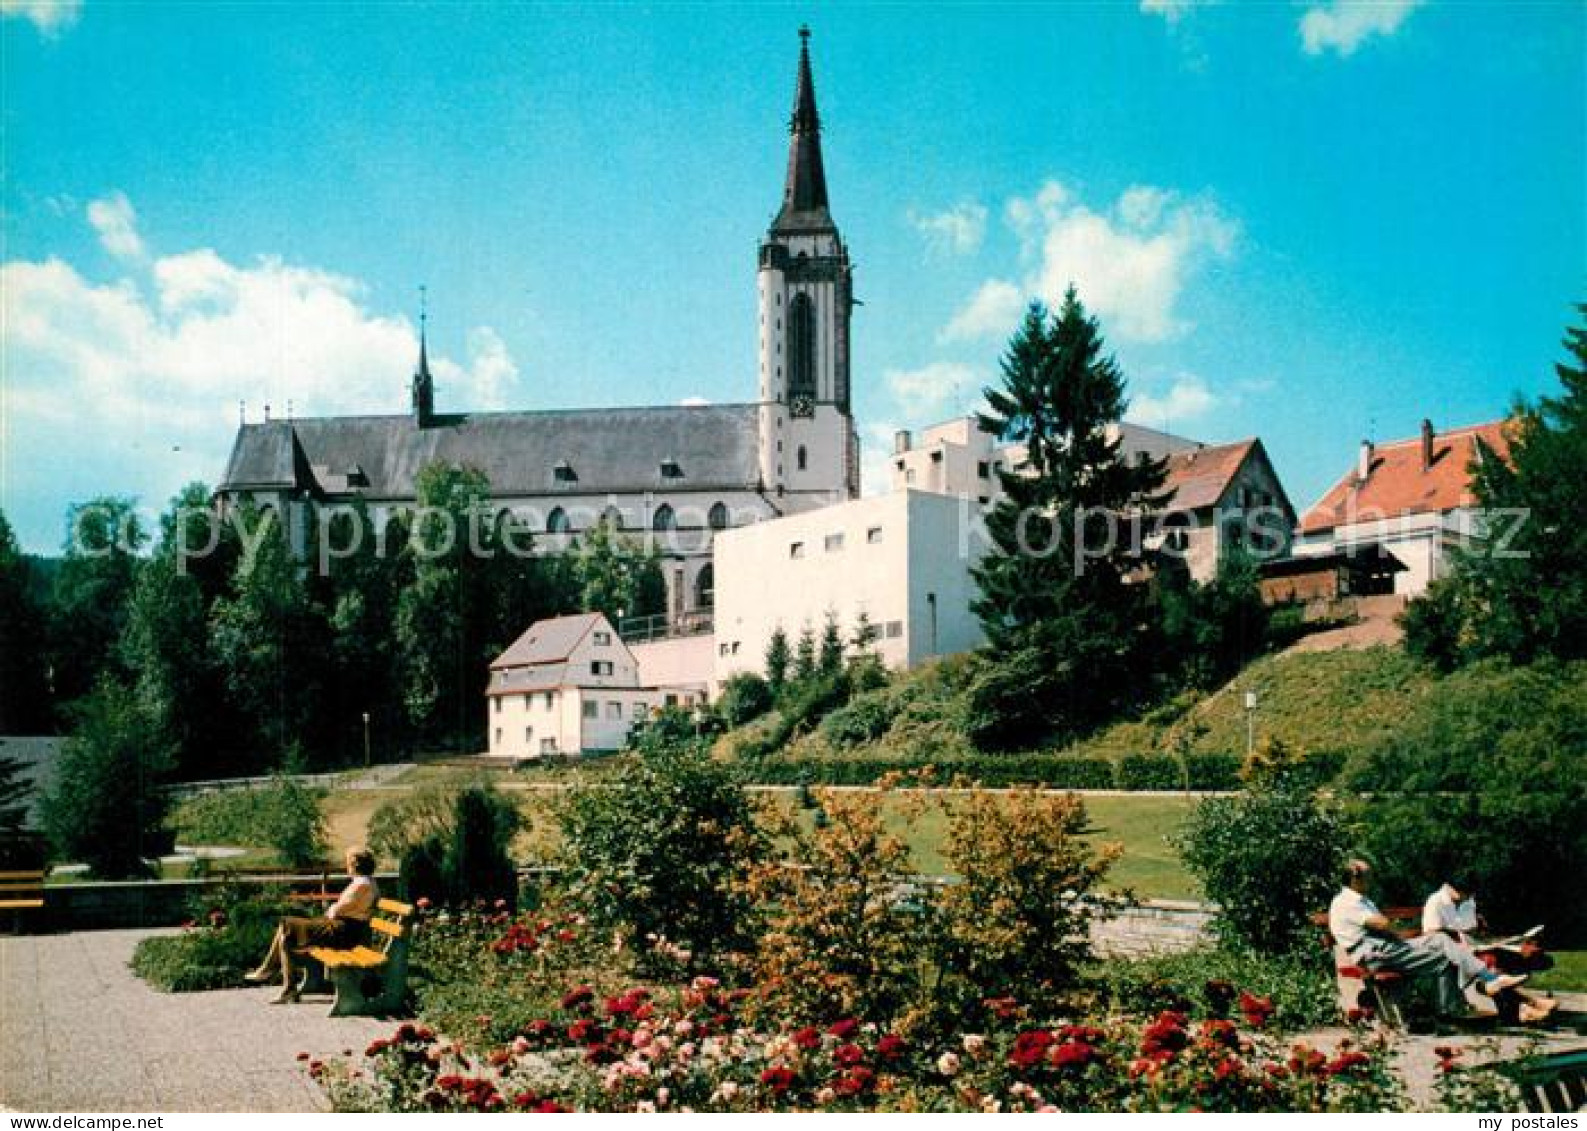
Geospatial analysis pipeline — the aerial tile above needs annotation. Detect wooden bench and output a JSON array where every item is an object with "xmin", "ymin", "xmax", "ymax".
[
  {"xmin": 1506, "ymin": 1048, "xmax": 1587, "ymax": 1113},
  {"xmin": 1314, "ymin": 906, "xmax": 1421, "ymax": 1027},
  {"xmin": 0, "ymin": 869, "xmax": 46, "ymax": 931},
  {"xmin": 302, "ymin": 897, "xmax": 414, "ymax": 1017}
]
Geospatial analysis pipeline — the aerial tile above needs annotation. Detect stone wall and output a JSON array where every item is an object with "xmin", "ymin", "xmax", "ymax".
[{"xmin": 1090, "ymin": 899, "xmax": 1215, "ymax": 957}]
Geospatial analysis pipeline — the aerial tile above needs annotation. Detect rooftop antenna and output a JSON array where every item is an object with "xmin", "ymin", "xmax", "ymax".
[
  {"xmin": 239, "ymin": 400, "xmax": 246, "ymax": 425},
  {"xmin": 264, "ymin": 402, "xmax": 271, "ymax": 422},
  {"xmin": 287, "ymin": 398, "xmax": 294, "ymax": 421}
]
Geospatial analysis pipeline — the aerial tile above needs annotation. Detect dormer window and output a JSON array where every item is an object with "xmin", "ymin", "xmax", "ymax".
[
  {"xmin": 660, "ymin": 458, "xmax": 684, "ymax": 479},
  {"xmin": 554, "ymin": 461, "xmax": 577, "ymax": 483}
]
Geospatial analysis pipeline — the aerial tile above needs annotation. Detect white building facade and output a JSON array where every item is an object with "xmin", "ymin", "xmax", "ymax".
[{"xmin": 712, "ymin": 490, "xmax": 988, "ymax": 689}]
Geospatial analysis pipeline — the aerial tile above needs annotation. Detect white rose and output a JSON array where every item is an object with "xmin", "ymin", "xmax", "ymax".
[{"xmin": 937, "ymin": 1051, "xmax": 962, "ymax": 1077}]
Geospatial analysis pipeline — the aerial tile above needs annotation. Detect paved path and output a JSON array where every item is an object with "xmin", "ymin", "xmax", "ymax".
[{"xmin": 0, "ymin": 929, "xmax": 390, "ymax": 1112}]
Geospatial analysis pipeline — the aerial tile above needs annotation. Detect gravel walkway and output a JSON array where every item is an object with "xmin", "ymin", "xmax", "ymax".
[{"xmin": 0, "ymin": 929, "xmax": 392, "ymax": 1112}]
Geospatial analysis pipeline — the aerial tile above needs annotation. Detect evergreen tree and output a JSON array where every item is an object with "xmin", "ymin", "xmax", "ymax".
[
  {"xmin": 764, "ymin": 626, "xmax": 791, "ymax": 697},
  {"xmin": 968, "ymin": 291, "xmax": 1170, "ymax": 750},
  {"xmin": 0, "ymin": 511, "xmax": 53, "ymax": 733},
  {"xmin": 1447, "ymin": 305, "xmax": 1587, "ymax": 664},
  {"xmin": 817, "ymin": 612, "xmax": 845, "ymax": 678},
  {"xmin": 41, "ymin": 678, "xmax": 173, "ymax": 878},
  {"xmin": 0, "ymin": 750, "xmax": 32, "ymax": 834},
  {"xmin": 792, "ymin": 627, "xmax": 817, "ymax": 686},
  {"xmin": 49, "ymin": 496, "xmax": 146, "ymax": 710}
]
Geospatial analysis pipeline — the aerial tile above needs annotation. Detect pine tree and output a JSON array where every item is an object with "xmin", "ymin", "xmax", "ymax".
[
  {"xmin": 818, "ymin": 612, "xmax": 845, "ymax": 678},
  {"xmin": 0, "ymin": 511, "xmax": 53, "ymax": 733},
  {"xmin": 764, "ymin": 627, "xmax": 791, "ymax": 697},
  {"xmin": 792, "ymin": 628, "xmax": 817, "ymax": 686},
  {"xmin": 0, "ymin": 750, "xmax": 32, "ymax": 834},
  {"xmin": 967, "ymin": 291, "xmax": 1171, "ymax": 750},
  {"xmin": 1449, "ymin": 305, "xmax": 1587, "ymax": 664}
]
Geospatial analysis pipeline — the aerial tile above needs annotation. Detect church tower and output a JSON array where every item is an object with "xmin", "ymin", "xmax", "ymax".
[
  {"xmin": 412, "ymin": 302, "xmax": 435, "ymax": 428},
  {"xmin": 758, "ymin": 27, "xmax": 857, "ymax": 506}
]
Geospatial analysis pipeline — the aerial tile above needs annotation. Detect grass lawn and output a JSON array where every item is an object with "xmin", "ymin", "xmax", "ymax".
[
  {"xmin": 1531, "ymin": 949, "xmax": 1587, "ymax": 993},
  {"xmin": 319, "ymin": 780, "xmax": 1201, "ymax": 901}
]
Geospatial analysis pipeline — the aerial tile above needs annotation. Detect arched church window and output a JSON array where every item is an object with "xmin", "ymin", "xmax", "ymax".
[
  {"xmin": 546, "ymin": 507, "xmax": 570, "ymax": 534},
  {"xmin": 708, "ymin": 502, "xmax": 729, "ymax": 531},
  {"xmin": 602, "ymin": 506, "xmax": 624, "ymax": 530},
  {"xmin": 788, "ymin": 293, "xmax": 817, "ymax": 406},
  {"xmin": 695, "ymin": 563, "xmax": 715, "ymax": 610},
  {"xmin": 797, "ymin": 445, "xmax": 808, "ymax": 471},
  {"xmin": 653, "ymin": 503, "xmax": 676, "ymax": 531}
]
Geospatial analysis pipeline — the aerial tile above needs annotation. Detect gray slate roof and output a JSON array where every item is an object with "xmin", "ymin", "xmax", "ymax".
[
  {"xmin": 491, "ymin": 613, "xmax": 604, "ymax": 670},
  {"xmin": 219, "ymin": 404, "xmax": 763, "ymax": 499}
]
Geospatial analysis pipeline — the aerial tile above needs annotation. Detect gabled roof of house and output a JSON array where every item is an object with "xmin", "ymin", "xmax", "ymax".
[
  {"xmin": 1160, "ymin": 439, "xmax": 1259, "ymax": 513},
  {"xmin": 490, "ymin": 613, "xmax": 606, "ymax": 670},
  {"xmin": 1299, "ymin": 420, "xmax": 1513, "ymax": 535},
  {"xmin": 487, "ymin": 664, "xmax": 571, "ymax": 696}
]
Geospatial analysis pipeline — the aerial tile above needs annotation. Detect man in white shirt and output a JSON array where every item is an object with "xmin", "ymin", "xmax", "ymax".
[
  {"xmin": 1422, "ymin": 880, "xmax": 1479, "ymax": 943},
  {"xmin": 1329, "ymin": 860, "xmax": 1524, "ymax": 1016}
]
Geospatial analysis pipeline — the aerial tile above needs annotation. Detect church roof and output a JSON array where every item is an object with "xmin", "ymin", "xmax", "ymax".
[
  {"xmin": 219, "ymin": 403, "xmax": 764, "ymax": 500},
  {"xmin": 772, "ymin": 27, "xmax": 834, "ymax": 234}
]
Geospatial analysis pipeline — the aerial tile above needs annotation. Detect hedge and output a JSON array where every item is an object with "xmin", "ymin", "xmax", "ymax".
[
  {"xmin": 1117, "ymin": 755, "xmax": 1185, "ymax": 791},
  {"xmin": 746, "ymin": 751, "xmax": 1256, "ymax": 791}
]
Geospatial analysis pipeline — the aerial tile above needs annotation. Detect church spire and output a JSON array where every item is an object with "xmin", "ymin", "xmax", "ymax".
[
  {"xmin": 772, "ymin": 25, "xmax": 833, "ymax": 233},
  {"xmin": 412, "ymin": 285, "xmax": 435, "ymax": 427}
]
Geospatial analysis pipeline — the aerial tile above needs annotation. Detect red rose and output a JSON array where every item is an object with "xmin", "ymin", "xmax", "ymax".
[
  {"xmin": 1238, "ymin": 992, "xmax": 1275, "ymax": 1028},
  {"xmin": 833, "ymin": 1066, "xmax": 875, "ymax": 1096},
  {"xmin": 1326, "ymin": 1051, "xmax": 1371, "ymax": 1077},
  {"xmin": 876, "ymin": 1034, "xmax": 907, "ymax": 1061},
  {"xmin": 833, "ymin": 1042, "xmax": 866, "ymax": 1068},
  {"xmin": 792, "ymin": 1026, "xmax": 822, "ymax": 1050},
  {"xmin": 1010, "ymin": 1029, "xmax": 1054, "ymax": 1069},
  {"xmin": 828, "ymin": 1019, "xmax": 859, "ymax": 1040},
  {"xmin": 760, "ymin": 1066, "xmax": 795, "ymax": 1093},
  {"xmin": 1049, "ymin": 1041, "xmax": 1095, "ymax": 1069},
  {"xmin": 561, "ymin": 985, "xmax": 596, "ymax": 1010}
]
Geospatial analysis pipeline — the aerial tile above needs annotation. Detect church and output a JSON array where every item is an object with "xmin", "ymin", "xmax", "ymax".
[{"xmin": 215, "ymin": 30, "xmax": 858, "ymax": 626}]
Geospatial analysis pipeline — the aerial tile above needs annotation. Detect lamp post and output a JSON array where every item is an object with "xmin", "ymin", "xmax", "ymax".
[
  {"xmin": 1244, "ymin": 690, "xmax": 1258, "ymax": 760},
  {"xmin": 362, "ymin": 711, "xmax": 371, "ymax": 769}
]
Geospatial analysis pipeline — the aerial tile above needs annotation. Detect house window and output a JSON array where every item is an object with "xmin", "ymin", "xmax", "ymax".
[
  {"xmin": 582, "ymin": 700, "xmax": 598, "ymax": 719},
  {"xmin": 788, "ymin": 293, "xmax": 816, "ymax": 404},
  {"xmin": 493, "ymin": 698, "xmax": 501, "ymax": 714},
  {"xmin": 544, "ymin": 691, "xmax": 555, "ymax": 709},
  {"xmin": 522, "ymin": 694, "xmax": 531, "ymax": 707},
  {"xmin": 594, "ymin": 631, "xmax": 612, "ymax": 646},
  {"xmin": 867, "ymin": 526, "xmax": 883, "ymax": 544},
  {"xmin": 665, "ymin": 694, "xmax": 679, "ymax": 707},
  {"xmin": 540, "ymin": 738, "xmax": 558, "ymax": 754},
  {"xmin": 930, "ymin": 450, "xmax": 943, "ymax": 463},
  {"xmin": 660, "ymin": 458, "xmax": 683, "ymax": 479},
  {"xmin": 895, "ymin": 459, "xmax": 905, "ymax": 471},
  {"xmin": 797, "ymin": 445, "xmax": 808, "ymax": 471},
  {"xmin": 977, "ymin": 461, "xmax": 990, "ymax": 478},
  {"xmin": 632, "ymin": 702, "xmax": 647, "ymax": 719},
  {"xmin": 607, "ymin": 702, "xmax": 622, "ymax": 719},
  {"xmin": 494, "ymin": 727, "xmax": 502, "ymax": 746},
  {"xmin": 790, "ymin": 541, "xmax": 805, "ymax": 559},
  {"xmin": 591, "ymin": 661, "xmax": 614, "ymax": 676},
  {"xmin": 825, "ymin": 532, "xmax": 845, "ymax": 552},
  {"xmin": 905, "ymin": 470, "xmax": 916, "ymax": 484},
  {"xmin": 524, "ymin": 726, "xmax": 533, "ymax": 742},
  {"xmin": 885, "ymin": 620, "xmax": 904, "ymax": 639}
]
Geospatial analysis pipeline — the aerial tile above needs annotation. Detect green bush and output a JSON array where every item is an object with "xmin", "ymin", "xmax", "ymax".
[
  {"xmin": 396, "ymin": 783, "xmax": 522, "ymax": 908},
  {"xmin": 130, "ymin": 885, "xmax": 290, "ymax": 991},
  {"xmin": 716, "ymin": 672, "xmax": 773, "ymax": 728},
  {"xmin": 1097, "ymin": 946, "xmax": 1339, "ymax": 1033},
  {"xmin": 818, "ymin": 689, "xmax": 899, "ymax": 749},
  {"xmin": 554, "ymin": 741, "xmax": 762, "ymax": 962},
  {"xmin": 1176, "ymin": 783, "xmax": 1349, "ymax": 954},
  {"xmin": 1117, "ymin": 754, "xmax": 1184, "ymax": 791},
  {"xmin": 173, "ymin": 775, "xmax": 328, "ymax": 869},
  {"xmin": 1345, "ymin": 660, "xmax": 1587, "ymax": 940},
  {"xmin": 747, "ymin": 754, "xmax": 1119, "ymax": 789},
  {"xmin": 1184, "ymin": 752, "xmax": 1242, "ymax": 791}
]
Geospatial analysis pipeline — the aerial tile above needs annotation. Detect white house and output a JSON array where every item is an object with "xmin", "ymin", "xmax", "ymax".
[
  {"xmin": 712, "ymin": 489, "xmax": 989, "ymax": 688},
  {"xmin": 485, "ymin": 612, "xmax": 701, "ymax": 758},
  {"xmin": 1295, "ymin": 419, "xmax": 1513, "ymax": 597}
]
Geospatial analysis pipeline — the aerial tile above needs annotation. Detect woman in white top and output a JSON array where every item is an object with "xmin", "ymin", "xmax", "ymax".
[{"xmin": 247, "ymin": 847, "xmax": 379, "ymax": 1004}]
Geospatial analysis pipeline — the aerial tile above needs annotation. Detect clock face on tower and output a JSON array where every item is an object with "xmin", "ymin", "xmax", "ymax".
[{"xmin": 790, "ymin": 395, "xmax": 815, "ymax": 419}]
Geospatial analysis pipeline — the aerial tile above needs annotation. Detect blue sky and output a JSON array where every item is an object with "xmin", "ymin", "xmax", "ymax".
[{"xmin": 3, "ymin": 0, "xmax": 1582, "ymax": 553}]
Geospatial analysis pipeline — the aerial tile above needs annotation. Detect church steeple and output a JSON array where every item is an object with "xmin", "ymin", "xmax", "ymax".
[
  {"xmin": 773, "ymin": 26, "xmax": 833, "ymax": 233},
  {"xmin": 412, "ymin": 287, "xmax": 435, "ymax": 427}
]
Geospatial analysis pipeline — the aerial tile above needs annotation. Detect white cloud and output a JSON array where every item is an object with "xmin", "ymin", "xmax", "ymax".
[
  {"xmin": 1127, "ymin": 375, "xmax": 1221, "ymax": 427},
  {"xmin": 1, "ymin": 0, "xmax": 80, "ymax": 35},
  {"xmin": 1300, "ymin": 0, "xmax": 1423, "ymax": 57},
  {"xmin": 2, "ymin": 202, "xmax": 525, "ymax": 539},
  {"xmin": 86, "ymin": 192, "xmax": 145, "ymax": 260},
  {"xmin": 907, "ymin": 201, "xmax": 988, "ymax": 256},
  {"xmin": 884, "ymin": 361, "xmax": 982, "ymax": 419},
  {"xmin": 1139, "ymin": 0, "xmax": 1217, "ymax": 25},
  {"xmin": 861, "ymin": 421, "xmax": 905, "ymax": 498},
  {"xmin": 678, "ymin": 395, "xmax": 712, "ymax": 407},
  {"xmin": 949, "ymin": 179, "xmax": 1237, "ymax": 344},
  {"xmin": 940, "ymin": 279, "xmax": 1026, "ymax": 343}
]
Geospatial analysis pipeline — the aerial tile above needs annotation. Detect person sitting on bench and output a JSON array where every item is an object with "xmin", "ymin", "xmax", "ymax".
[
  {"xmin": 1329, "ymin": 859, "xmax": 1524, "ymax": 1016},
  {"xmin": 246, "ymin": 847, "xmax": 378, "ymax": 1004},
  {"xmin": 1422, "ymin": 877, "xmax": 1558, "ymax": 1024}
]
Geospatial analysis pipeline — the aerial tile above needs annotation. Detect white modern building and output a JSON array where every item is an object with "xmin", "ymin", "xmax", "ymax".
[
  {"xmin": 712, "ymin": 489, "xmax": 989, "ymax": 688},
  {"xmin": 485, "ymin": 612, "xmax": 702, "ymax": 758},
  {"xmin": 1295, "ymin": 419, "xmax": 1512, "ymax": 597}
]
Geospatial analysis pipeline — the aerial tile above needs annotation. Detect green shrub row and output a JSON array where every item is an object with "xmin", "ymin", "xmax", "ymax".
[{"xmin": 747, "ymin": 751, "xmax": 1249, "ymax": 790}]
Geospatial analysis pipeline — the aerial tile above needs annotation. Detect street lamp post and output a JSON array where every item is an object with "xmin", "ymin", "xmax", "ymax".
[
  {"xmin": 362, "ymin": 711, "xmax": 371, "ymax": 769},
  {"xmin": 1244, "ymin": 690, "xmax": 1258, "ymax": 760}
]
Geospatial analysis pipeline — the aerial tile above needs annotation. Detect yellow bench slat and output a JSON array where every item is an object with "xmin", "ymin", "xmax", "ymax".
[
  {"xmin": 0, "ymin": 899, "xmax": 46, "ymax": 910},
  {"xmin": 307, "ymin": 946, "xmax": 387, "ymax": 968},
  {"xmin": 369, "ymin": 918, "xmax": 403, "ymax": 939},
  {"xmin": 376, "ymin": 897, "xmax": 413, "ymax": 917},
  {"xmin": 0, "ymin": 883, "xmax": 45, "ymax": 892}
]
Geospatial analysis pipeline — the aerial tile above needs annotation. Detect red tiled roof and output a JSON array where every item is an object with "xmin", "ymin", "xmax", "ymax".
[
  {"xmin": 1160, "ymin": 439, "xmax": 1258, "ymax": 513},
  {"xmin": 1298, "ymin": 420, "xmax": 1513, "ymax": 534}
]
